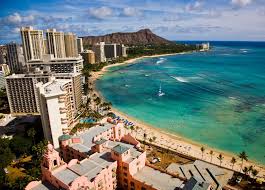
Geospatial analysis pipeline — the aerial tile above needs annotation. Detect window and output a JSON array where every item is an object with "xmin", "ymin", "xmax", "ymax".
[
  {"xmin": 130, "ymin": 182, "xmax": 135, "ymax": 186},
  {"xmin": 141, "ymin": 187, "xmax": 146, "ymax": 190},
  {"xmin": 123, "ymin": 166, "xmax": 127, "ymax": 170},
  {"xmin": 53, "ymin": 160, "xmax": 57, "ymax": 166}
]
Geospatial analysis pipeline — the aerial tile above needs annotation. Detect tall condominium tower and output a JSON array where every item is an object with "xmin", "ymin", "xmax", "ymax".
[
  {"xmin": 46, "ymin": 29, "xmax": 66, "ymax": 58},
  {"xmin": 6, "ymin": 42, "xmax": 25, "ymax": 73},
  {"xmin": 64, "ymin": 33, "xmax": 78, "ymax": 58},
  {"xmin": 77, "ymin": 38, "xmax": 84, "ymax": 53},
  {"xmin": 92, "ymin": 42, "xmax": 106, "ymax": 63},
  {"xmin": 37, "ymin": 78, "xmax": 75, "ymax": 148},
  {"xmin": 20, "ymin": 26, "xmax": 44, "ymax": 62}
]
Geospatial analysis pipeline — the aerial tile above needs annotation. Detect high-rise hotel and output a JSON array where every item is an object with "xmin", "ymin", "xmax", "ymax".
[
  {"xmin": 20, "ymin": 26, "xmax": 45, "ymax": 62},
  {"xmin": 6, "ymin": 26, "xmax": 84, "ymax": 148}
]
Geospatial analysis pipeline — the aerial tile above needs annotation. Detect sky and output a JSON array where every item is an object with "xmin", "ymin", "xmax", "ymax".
[{"xmin": 0, "ymin": 0, "xmax": 265, "ymax": 43}]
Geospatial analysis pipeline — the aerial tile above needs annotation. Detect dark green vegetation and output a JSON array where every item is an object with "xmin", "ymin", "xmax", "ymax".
[
  {"xmin": 0, "ymin": 88, "xmax": 10, "ymax": 113},
  {"xmin": 228, "ymin": 171, "xmax": 264, "ymax": 190},
  {"xmin": 127, "ymin": 43, "xmax": 199, "ymax": 58},
  {"xmin": 0, "ymin": 118, "xmax": 47, "ymax": 190}
]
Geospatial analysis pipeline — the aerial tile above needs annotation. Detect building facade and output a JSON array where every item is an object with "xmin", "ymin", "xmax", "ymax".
[
  {"xmin": 104, "ymin": 43, "xmax": 117, "ymax": 60},
  {"xmin": 20, "ymin": 26, "xmax": 44, "ymax": 62},
  {"xmin": 0, "ymin": 64, "xmax": 10, "ymax": 89},
  {"xmin": 80, "ymin": 50, "xmax": 96, "ymax": 65},
  {"xmin": 46, "ymin": 29, "xmax": 66, "ymax": 58},
  {"xmin": 5, "ymin": 69, "xmax": 82, "ymax": 116},
  {"xmin": 6, "ymin": 42, "xmax": 25, "ymax": 73},
  {"xmin": 77, "ymin": 38, "xmax": 84, "ymax": 53},
  {"xmin": 92, "ymin": 42, "xmax": 106, "ymax": 63},
  {"xmin": 37, "ymin": 78, "xmax": 75, "ymax": 148},
  {"xmin": 64, "ymin": 33, "xmax": 78, "ymax": 58},
  {"xmin": 28, "ymin": 54, "xmax": 83, "ymax": 74}
]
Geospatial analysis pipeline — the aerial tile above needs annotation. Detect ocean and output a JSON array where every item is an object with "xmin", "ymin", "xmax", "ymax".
[{"xmin": 96, "ymin": 41, "xmax": 265, "ymax": 164}]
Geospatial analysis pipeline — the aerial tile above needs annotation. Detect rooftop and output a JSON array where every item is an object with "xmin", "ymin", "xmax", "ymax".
[
  {"xmin": 42, "ymin": 79, "xmax": 71, "ymax": 97},
  {"xmin": 112, "ymin": 144, "xmax": 130, "ymax": 154},
  {"xmin": 94, "ymin": 138, "xmax": 107, "ymax": 145},
  {"xmin": 166, "ymin": 160, "xmax": 233, "ymax": 190},
  {"xmin": 30, "ymin": 181, "xmax": 57, "ymax": 190},
  {"xmin": 53, "ymin": 169, "xmax": 79, "ymax": 185},
  {"xmin": 182, "ymin": 177, "xmax": 211, "ymax": 190},
  {"xmin": 54, "ymin": 151, "xmax": 116, "ymax": 183},
  {"xmin": 70, "ymin": 123, "xmax": 114, "ymax": 151},
  {"xmin": 133, "ymin": 166, "xmax": 184, "ymax": 190}
]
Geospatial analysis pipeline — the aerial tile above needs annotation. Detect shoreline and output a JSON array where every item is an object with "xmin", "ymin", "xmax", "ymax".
[{"xmin": 90, "ymin": 52, "xmax": 265, "ymax": 178}]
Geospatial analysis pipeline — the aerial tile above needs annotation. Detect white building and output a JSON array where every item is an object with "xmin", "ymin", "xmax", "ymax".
[
  {"xmin": 28, "ymin": 54, "xmax": 83, "ymax": 74},
  {"xmin": 92, "ymin": 42, "xmax": 106, "ymax": 63},
  {"xmin": 77, "ymin": 38, "xmax": 84, "ymax": 53},
  {"xmin": 37, "ymin": 78, "xmax": 75, "ymax": 148}
]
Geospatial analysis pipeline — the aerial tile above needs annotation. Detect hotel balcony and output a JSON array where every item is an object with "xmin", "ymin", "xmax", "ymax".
[
  {"xmin": 59, "ymin": 107, "xmax": 67, "ymax": 114},
  {"xmin": 61, "ymin": 118, "xmax": 68, "ymax": 124}
]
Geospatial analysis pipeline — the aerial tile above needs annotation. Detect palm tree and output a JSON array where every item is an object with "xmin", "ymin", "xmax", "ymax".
[
  {"xmin": 238, "ymin": 151, "xmax": 248, "ymax": 172},
  {"xmin": 217, "ymin": 154, "xmax": 224, "ymax": 166},
  {"xmin": 209, "ymin": 150, "xmax": 214, "ymax": 163},
  {"xmin": 200, "ymin": 147, "xmax": 205, "ymax": 159},
  {"xmin": 231, "ymin": 157, "xmax": 237, "ymax": 170}
]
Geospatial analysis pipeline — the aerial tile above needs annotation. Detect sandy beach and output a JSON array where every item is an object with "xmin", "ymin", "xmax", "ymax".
[{"xmin": 89, "ymin": 53, "xmax": 265, "ymax": 179}]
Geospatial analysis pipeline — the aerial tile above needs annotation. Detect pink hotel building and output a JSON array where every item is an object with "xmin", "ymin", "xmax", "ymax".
[{"xmin": 26, "ymin": 119, "xmax": 211, "ymax": 190}]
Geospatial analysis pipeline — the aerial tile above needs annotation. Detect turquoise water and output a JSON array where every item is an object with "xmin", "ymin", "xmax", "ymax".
[{"xmin": 96, "ymin": 42, "xmax": 265, "ymax": 164}]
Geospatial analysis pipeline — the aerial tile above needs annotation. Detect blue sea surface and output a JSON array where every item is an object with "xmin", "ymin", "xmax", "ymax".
[{"xmin": 96, "ymin": 41, "xmax": 265, "ymax": 164}]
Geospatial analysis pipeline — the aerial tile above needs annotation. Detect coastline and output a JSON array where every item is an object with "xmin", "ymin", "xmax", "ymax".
[{"xmin": 90, "ymin": 52, "xmax": 265, "ymax": 178}]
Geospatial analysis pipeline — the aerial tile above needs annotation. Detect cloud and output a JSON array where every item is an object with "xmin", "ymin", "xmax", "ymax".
[
  {"xmin": 87, "ymin": 6, "xmax": 113, "ymax": 20},
  {"xmin": 231, "ymin": 0, "xmax": 253, "ymax": 7},
  {"xmin": 122, "ymin": 7, "xmax": 142, "ymax": 17},
  {"xmin": 185, "ymin": 1, "xmax": 203, "ymax": 12},
  {"xmin": 6, "ymin": 13, "xmax": 22, "ymax": 24}
]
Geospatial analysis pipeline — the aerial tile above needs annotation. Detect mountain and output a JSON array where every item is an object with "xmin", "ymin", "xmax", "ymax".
[{"xmin": 81, "ymin": 29, "xmax": 173, "ymax": 46}]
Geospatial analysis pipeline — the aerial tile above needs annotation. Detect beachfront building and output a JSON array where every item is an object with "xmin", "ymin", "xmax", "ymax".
[
  {"xmin": 37, "ymin": 78, "xmax": 76, "ymax": 148},
  {"xmin": 122, "ymin": 44, "xmax": 127, "ymax": 57},
  {"xmin": 77, "ymin": 38, "xmax": 84, "ymax": 53},
  {"xmin": 80, "ymin": 50, "xmax": 96, "ymax": 64},
  {"xmin": 104, "ymin": 43, "xmax": 117, "ymax": 60},
  {"xmin": 6, "ymin": 42, "xmax": 25, "ymax": 73},
  {"xmin": 92, "ymin": 42, "xmax": 107, "ymax": 63},
  {"xmin": 25, "ymin": 118, "xmax": 201, "ymax": 190}
]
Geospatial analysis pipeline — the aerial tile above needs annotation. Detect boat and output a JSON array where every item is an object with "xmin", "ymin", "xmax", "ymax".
[{"xmin": 158, "ymin": 84, "xmax": 165, "ymax": 97}]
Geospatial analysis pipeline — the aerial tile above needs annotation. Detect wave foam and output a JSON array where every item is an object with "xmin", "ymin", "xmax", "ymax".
[
  {"xmin": 171, "ymin": 76, "xmax": 189, "ymax": 83},
  {"xmin": 156, "ymin": 58, "xmax": 166, "ymax": 64}
]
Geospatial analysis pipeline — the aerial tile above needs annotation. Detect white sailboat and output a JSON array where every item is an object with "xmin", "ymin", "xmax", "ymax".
[{"xmin": 158, "ymin": 84, "xmax": 165, "ymax": 97}]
